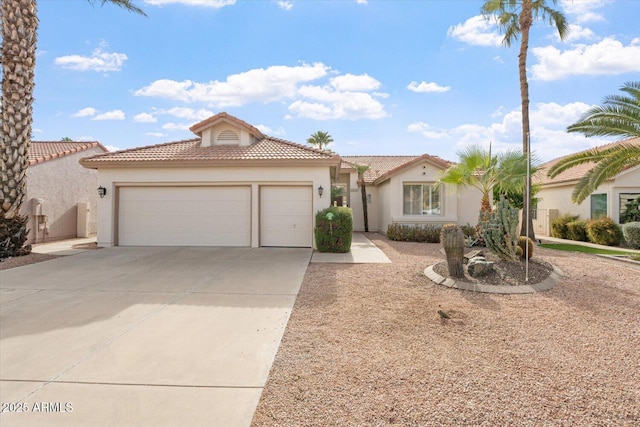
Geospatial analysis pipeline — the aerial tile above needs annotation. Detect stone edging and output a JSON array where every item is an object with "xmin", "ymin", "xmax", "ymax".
[{"xmin": 424, "ymin": 264, "xmax": 563, "ymax": 294}]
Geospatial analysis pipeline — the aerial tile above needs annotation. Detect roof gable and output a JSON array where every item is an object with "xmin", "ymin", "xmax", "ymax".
[
  {"xmin": 189, "ymin": 112, "xmax": 265, "ymax": 147},
  {"xmin": 341, "ymin": 154, "xmax": 452, "ymax": 184},
  {"xmin": 29, "ymin": 141, "xmax": 107, "ymax": 165}
]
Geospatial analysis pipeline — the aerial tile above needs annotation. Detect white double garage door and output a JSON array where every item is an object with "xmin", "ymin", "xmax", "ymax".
[{"xmin": 118, "ymin": 186, "xmax": 312, "ymax": 247}]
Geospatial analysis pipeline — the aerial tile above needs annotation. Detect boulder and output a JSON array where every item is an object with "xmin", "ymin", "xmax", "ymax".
[{"xmin": 467, "ymin": 256, "xmax": 494, "ymax": 277}]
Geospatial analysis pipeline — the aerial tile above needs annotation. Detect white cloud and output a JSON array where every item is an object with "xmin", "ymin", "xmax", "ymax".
[
  {"xmin": 146, "ymin": 132, "xmax": 166, "ymax": 137},
  {"xmin": 532, "ymin": 37, "xmax": 640, "ymax": 80},
  {"xmin": 161, "ymin": 107, "xmax": 214, "ymax": 121},
  {"xmin": 559, "ymin": 24, "xmax": 596, "ymax": 43},
  {"xmin": 133, "ymin": 112, "xmax": 157, "ymax": 123},
  {"xmin": 55, "ymin": 46, "xmax": 127, "ymax": 72},
  {"xmin": 144, "ymin": 0, "xmax": 236, "ymax": 7},
  {"xmin": 162, "ymin": 122, "xmax": 191, "ymax": 131},
  {"xmin": 452, "ymin": 102, "xmax": 609, "ymax": 160},
  {"xmin": 330, "ymin": 74, "xmax": 381, "ymax": 91},
  {"xmin": 407, "ymin": 81, "xmax": 450, "ymax": 93},
  {"xmin": 407, "ymin": 122, "xmax": 449, "ymax": 139},
  {"xmin": 92, "ymin": 110, "xmax": 125, "ymax": 121},
  {"xmin": 560, "ymin": 0, "xmax": 608, "ymax": 24},
  {"xmin": 277, "ymin": 1, "xmax": 293, "ymax": 11},
  {"xmin": 290, "ymin": 84, "xmax": 387, "ymax": 120},
  {"xmin": 104, "ymin": 144, "xmax": 120, "ymax": 152},
  {"xmin": 255, "ymin": 124, "xmax": 286, "ymax": 136},
  {"xmin": 73, "ymin": 107, "xmax": 97, "ymax": 118},
  {"xmin": 136, "ymin": 63, "xmax": 389, "ymax": 120},
  {"xmin": 76, "ymin": 135, "xmax": 96, "ymax": 142},
  {"xmin": 135, "ymin": 63, "xmax": 330, "ymax": 107},
  {"xmin": 447, "ymin": 15, "xmax": 503, "ymax": 47},
  {"xmin": 356, "ymin": 0, "xmax": 367, "ymax": 3}
]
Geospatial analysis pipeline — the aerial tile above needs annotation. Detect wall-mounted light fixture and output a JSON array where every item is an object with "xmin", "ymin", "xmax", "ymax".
[
  {"xmin": 97, "ymin": 186, "xmax": 107, "ymax": 198},
  {"xmin": 318, "ymin": 185, "xmax": 324, "ymax": 198}
]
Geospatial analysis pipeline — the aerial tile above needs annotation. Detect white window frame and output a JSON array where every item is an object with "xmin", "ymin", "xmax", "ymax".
[{"xmin": 403, "ymin": 183, "xmax": 442, "ymax": 216}]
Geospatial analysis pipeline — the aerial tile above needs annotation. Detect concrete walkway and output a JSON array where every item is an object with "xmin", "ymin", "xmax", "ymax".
[
  {"xmin": 31, "ymin": 237, "xmax": 98, "ymax": 256},
  {"xmin": 0, "ymin": 245, "xmax": 311, "ymax": 426},
  {"xmin": 310, "ymin": 232, "xmax": 391, "ymax": 264}
]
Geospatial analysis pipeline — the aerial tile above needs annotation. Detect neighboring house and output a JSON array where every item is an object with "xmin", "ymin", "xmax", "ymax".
[
  {"xmin": 22, "ymin": 141, "xmax": 108, "ymax": 244},
  {"xmin": 80, "ymin": 112, "xmax": 481, "ymax": 248},
  {"xmin": 340, "ymin": 156, "xmax": 482, "ymax": 232},
  {"xmin": 534, "ymin": 138, "xmax": 640, "ymax": 236}
]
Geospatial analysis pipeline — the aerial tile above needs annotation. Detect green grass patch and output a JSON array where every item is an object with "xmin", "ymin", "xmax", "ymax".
[{"xmin": 539, "ymin": 243, "xmax": 636, "ymax": 256}]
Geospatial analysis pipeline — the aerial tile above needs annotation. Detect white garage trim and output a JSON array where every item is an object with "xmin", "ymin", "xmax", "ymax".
[
  {"xmin": 118, "ymin": 186, "xmax": 251, "ymax": 246},
  {"xmin": 260, "ymin": 186, "xmax": 312, "ymax": 247}
]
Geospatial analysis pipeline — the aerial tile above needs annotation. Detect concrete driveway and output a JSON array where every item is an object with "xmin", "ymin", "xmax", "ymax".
[{"xmin": 0, "ymin": 246, "xmax": 311, "ymax": 426}]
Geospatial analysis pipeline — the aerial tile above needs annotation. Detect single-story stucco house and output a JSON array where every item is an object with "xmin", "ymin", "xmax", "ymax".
[
  {"xmin": 22, "ymin": 141, "xmax": 108, "ymax": 244},
  {"xmin": 81, "ymin": 112, "xmax": 482, "ymax": 248},
  {"xmin": 533, "ymin": 137, "xmax": 640, "ymax": 236}
]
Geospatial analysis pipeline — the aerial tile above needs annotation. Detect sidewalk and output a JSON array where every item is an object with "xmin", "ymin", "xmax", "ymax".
[
  {"xmin": 31, "ymin": 237, "xmax": 98, "ymax": 256},
  {"xmin": 310, "ymin": 232, "xmax": 391, "ymax": 264}
]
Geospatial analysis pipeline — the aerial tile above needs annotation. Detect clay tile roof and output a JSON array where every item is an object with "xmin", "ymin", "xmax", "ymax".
[
  {"xmin": 341, "ymin": 154, "xmax": 453, "ymax": 184},
  {"xmin": 29, "ymin": 141, "xmax": 107, "ymax": 165},
  {"xmin": 535, "ymin": 137, "xmax": 640, "ymax": 185},
  {"xmin": 81, "ymin": 137, "xmax": 338, "ymax": 166}
]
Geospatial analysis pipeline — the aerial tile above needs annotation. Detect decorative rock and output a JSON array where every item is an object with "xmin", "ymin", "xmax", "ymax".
[{"xmin": 467, "ymin": 256, "xmax": 494, "ymax": 277}]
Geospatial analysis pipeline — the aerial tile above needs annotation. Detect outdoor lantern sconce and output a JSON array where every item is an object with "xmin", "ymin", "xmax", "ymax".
[
  {"xmin": 318, "ymin": 185, "xmax": 324, "ymax": 198},
  {"xmin": 97, "ymin": 186, "xmax": 107, "ymax": 198}
]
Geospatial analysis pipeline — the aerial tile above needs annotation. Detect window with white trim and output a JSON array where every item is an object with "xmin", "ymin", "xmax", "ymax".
[{"xmin": 403, "ymin": 184, "xmax": 441, "ymax": 216}]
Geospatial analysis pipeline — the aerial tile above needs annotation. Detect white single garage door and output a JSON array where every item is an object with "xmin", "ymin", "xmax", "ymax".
[
  {"xmin": 260, "ymin": 186, "xmax": 312, "ymax": 247},
  {"xmin": 118, "ymin": 186, "xmax": 251, "ymax": 246}
]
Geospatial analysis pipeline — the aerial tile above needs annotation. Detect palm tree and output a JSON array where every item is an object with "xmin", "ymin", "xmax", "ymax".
[
  {"xmin": 1, "ymin": 0, "xmax": 144, "ymax": 256},
  {"xmin": 547, "ymin": 82, "xmax": 640, "ymax": 204},
  {"xmin": 307, "ymin": 131, "xmax": 333, "ymax": 151},
  {"xmin": 481, "ymin": 0, "xmax": 569, "ymax": 239},
  {"xmin": 438, "ymin": 145, "xmax": 532, "ymax": 215},
  {"xmin": 354, "ymin": 164, "xmax": 370, "ymax": 232}
]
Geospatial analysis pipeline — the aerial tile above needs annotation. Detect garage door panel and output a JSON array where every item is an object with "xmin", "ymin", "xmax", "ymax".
[
  {"xmin": 119, "ymin": 187, "xmax": 250, "ymax": 246},
  {"xmin": 260, "ymin": 186, "xmax": 312, "ymax": 248}
]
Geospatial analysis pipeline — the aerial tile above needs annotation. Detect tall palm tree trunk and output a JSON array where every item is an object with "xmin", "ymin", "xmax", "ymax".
[
  {"xmin": 360, "ymin": 182, "xmax": 369, "ymax": 232},
  {"xmin": 518, "ymin": 0, "xmax": 536, "ymax": 240},
  {"xmin": 1, "ymin": 0, "xmax": 38, "ymax": 219}
]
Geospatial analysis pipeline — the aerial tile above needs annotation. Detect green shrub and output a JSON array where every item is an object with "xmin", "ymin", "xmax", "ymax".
[
  {"xmin": 622, "ymin": 222, "xmax": 640, "ymax": 249},
  {"xmin": 315, "ymin": 207, "xmax": 353, "ymax": 253},
  {"xmin": 386, "ymin": 223, "xmax": 441, "ymax": 243},
  {"xmin": 517, "ymin": 236, "xmax": 534, "ymax": 259},
  {"xmin": 551, "ymin": 214, "xmax": 579, "ymax": 239},
  {"xmin": 566, "ymin": 220, "xmax": 588, "ymax": 242},
  {"xmin": 586, "ymin": 217, "xmax": 622, "ymax": 246},
  {"xmin": 620, "ymin": 196, "xmax": 640, "ymax": 223}
]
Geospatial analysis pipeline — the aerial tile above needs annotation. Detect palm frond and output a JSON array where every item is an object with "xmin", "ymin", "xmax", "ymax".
[{"xmin": 88, "ymin": 0, "xmax": 147, "ymax": 16}]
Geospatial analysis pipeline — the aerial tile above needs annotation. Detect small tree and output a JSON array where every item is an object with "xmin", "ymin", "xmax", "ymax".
[
  {"xmin": 354, "ymin": 164, "xmax": 370, "ymax": 232},
  {"xmin": 306, "ymin": 131, "xmax": 333, "ymax": 151}
]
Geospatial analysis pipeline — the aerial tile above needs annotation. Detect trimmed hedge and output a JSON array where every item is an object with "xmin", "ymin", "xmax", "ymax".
[
  {"xmin": 566, "ymin": 220, "xmax": 588, "ymax": 242},
  {"xmin": 622, "ymin": 222, "xmax": 640, "ymax": 249},
  {"xmin": 315, "ymin": 207, "xmax": 353, "ymax": 253},
  {"xmin": 387, "ymin": 224, "xmax": 442, "ymax": 243},
  {"xmin": 551, "ymin": 214, "xmax": 579, "ymax": 239},
  {"xmin": 586, "ymin": 217, "xmax": 622, "ymax": 246}
]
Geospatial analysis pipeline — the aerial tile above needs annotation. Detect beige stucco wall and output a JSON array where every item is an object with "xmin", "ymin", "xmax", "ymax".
[
  {"xmin": 95, "ymin": 165, "xmax": 332, "ymax": 247},
  {"xmin": 21, "ymin": 147, "xmax": 103, "ymax": 244},
  {"xmin": 351, "ymin": 185, "xmax": 379, "ymax": 232},
  {"xmin": 536, "ymin": 165, "xmax": 640, "ymax": 228},
  {"xmin": 379, "ymin": 161, "xmax": 482, "ymax": 232}
]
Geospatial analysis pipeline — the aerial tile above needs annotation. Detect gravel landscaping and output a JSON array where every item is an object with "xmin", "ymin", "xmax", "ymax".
[{"xmin": 253, "ymin": 233, "xmax": 640, "ymax": 426}]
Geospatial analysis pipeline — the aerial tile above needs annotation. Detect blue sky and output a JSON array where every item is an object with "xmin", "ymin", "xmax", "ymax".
[{"xmin": 34, "ymin": 0, "xmax": 640, "ymax": 162}]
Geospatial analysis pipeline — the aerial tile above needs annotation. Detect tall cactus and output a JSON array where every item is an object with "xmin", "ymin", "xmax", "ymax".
[
  {"xmin": 440, "ymin": 224, "xmax": 465, "ymax": 278},
  {"xmin": 480, "ymin": 196, "xmax": 519, "ymax": 260}
]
